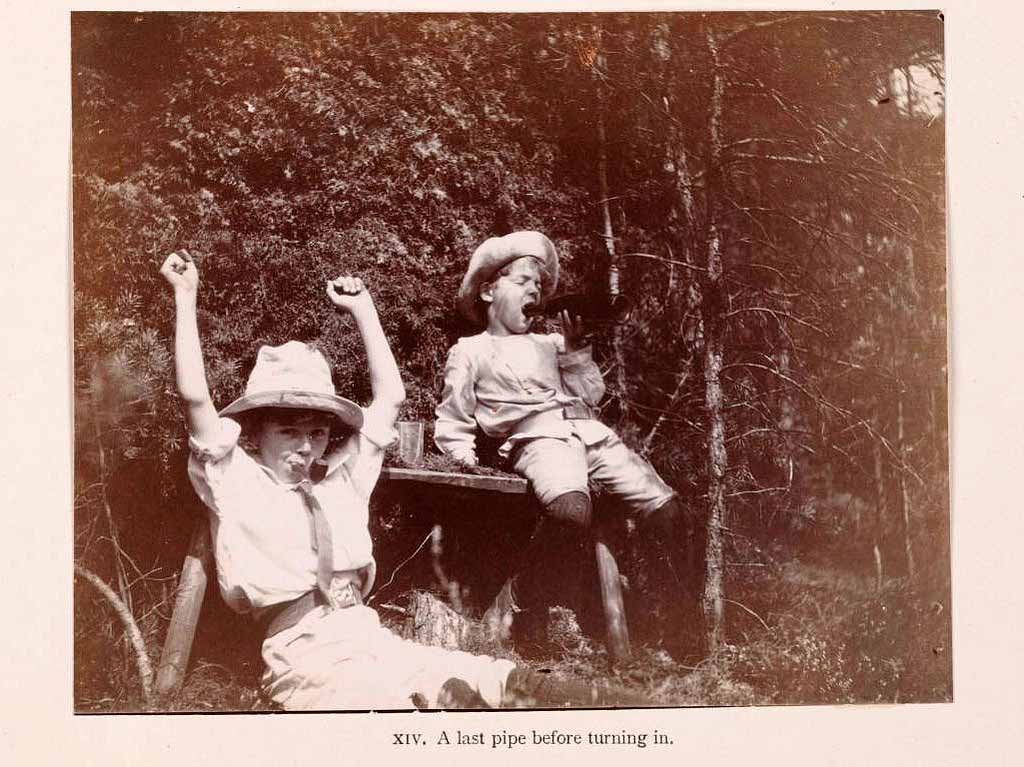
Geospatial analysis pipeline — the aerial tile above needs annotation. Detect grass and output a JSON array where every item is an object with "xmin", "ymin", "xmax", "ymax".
[{"xmin": 74, "ymin": 497, "xmax": 952, "ymax": 712}]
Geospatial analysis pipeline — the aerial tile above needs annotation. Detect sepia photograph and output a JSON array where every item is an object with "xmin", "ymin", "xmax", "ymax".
[{"xmin": 70, "ymin": 10, "xmax": 950, "ymax": 713}]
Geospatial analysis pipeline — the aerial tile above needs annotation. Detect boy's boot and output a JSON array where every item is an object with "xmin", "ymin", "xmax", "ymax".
[
  {"xmin": 483, "ymin": 492, "xmax": 592, "ymax": 651},
  {"xmin": 434, "ymin": 677, "xmax": 491, "ymax": 709},
  {"xmin": 503, "ymin": 666, "xmax": 647, "ymax": 708},
  {"xmin": 639, "ymin": 497, "xmax": 708, "ymax": 663}
]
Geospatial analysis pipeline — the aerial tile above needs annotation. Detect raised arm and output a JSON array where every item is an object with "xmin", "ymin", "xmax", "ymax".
[
  {"xmin": 434, "ymin": 343, "xmax": 480, "ymax": 466},
  {"xmin": 160, "ymin": 250, "xmax": 220, "ymax": 445},
  {"xmin": 327, "ymin": 276, "xmax": 405, "ymax": 428},
  {"xmin": 556, "ymin": 312, "xmax": 606, "ymax": 406}
]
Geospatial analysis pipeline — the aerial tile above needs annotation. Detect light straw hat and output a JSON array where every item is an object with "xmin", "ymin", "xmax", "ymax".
[
  {"xmin": 456, "ymin": 231, "xmax": 560, "ymax": 325},
  {"xmin": 219, "ymin": 341, "xmax": 363, "ymax": 431}
]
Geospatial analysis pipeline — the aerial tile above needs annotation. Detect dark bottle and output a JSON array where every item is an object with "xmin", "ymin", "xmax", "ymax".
[{"xmin": 524, "ymin": 292, "xmax": 632, "ymax": 325}]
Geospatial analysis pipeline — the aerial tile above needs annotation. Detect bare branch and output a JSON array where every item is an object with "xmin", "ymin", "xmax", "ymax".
[
  {"xmin": 721, "ymin": 361, "xmax": 852, "ymax": 421},
  {"xmin": 731, "ymin": 151, "xmax": 823, "ymax": 166},
  {"xmin": 722, "ymin": 597, "xmax": 771, "ymax": 632},
  {"xmin": 727, "ymin": 485, "xmax": 790, "ymax": 498},
  {"xmin": 75, "ymin": 563, "xmax": 154, "ymax": 704},
  {"xmin": 366, "ymin": 529, "xmax": 433, "ymax": 604},
  {"xmin": 727, "ymin": 426, "xmax": 813, "ymax": 444},
  {"xmin": 642, "ymin": 366, "xmax": 693, "ymax": 453},
  {"xmin": 620, "ymin": 252, "xmax": 708, "ymax": 272},
  {"xmin": 723, "ymin": 306, "xmax": 829, "ymax": 338},
  {"xmin": 719, "ymin": 14, "xmax": 856, "ymax": 45}
]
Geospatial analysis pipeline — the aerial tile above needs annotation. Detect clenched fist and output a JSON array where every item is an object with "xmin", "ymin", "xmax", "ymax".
[{"xmin": 160, "ymin": 250, "xmax": 199, "ymax": 296}]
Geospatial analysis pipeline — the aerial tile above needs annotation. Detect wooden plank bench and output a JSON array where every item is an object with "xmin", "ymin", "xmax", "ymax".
[{"xmin": 154, "ymin": 468, "xmax": 631, "ymax": 696}]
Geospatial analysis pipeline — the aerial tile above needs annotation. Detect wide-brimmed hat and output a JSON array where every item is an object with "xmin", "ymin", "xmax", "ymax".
[
  {"xmin": 456, "ymin": 231, "xmax": 560, "ymax": 325},
  {"xmin": 219, "ymin": 341, "xmax": 363, "ymax": 432}
]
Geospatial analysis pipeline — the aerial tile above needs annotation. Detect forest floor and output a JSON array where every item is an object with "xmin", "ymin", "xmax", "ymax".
[
  {"xmin": 76, "ymin": 546, "xmax": 951, "ymax": 712},
  {"xmin": 498, "ymin": 557, "xmax": 951, "ymax": 708}
]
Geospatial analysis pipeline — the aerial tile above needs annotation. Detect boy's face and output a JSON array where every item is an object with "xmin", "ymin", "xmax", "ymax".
[
  {"xmin": 257, "ymin": 411, "xmax": 333, "ymax": 483},
  {"xmin": 481, "ymin": 256, "xmax": 542, "ymax": 336}
]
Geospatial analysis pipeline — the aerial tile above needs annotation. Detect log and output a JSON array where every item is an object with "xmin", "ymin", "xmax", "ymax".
[
  {"xmin": 401, "ymin": 591, "xmax": 475, "ymax": 650},
  {"xmin": 155, "ymin": 521, "xmax": 212, "ymax": 696}
]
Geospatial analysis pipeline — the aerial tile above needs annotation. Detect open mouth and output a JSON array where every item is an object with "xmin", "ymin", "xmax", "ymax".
[{"xmin": 522, "ymin": 300, "xmax": 541, "ymax": 318}]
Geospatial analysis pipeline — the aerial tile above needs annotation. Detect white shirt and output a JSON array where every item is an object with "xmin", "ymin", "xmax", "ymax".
[{"xmin": 187, "ymin": 412, "xmax": 395, "ymax": 615}]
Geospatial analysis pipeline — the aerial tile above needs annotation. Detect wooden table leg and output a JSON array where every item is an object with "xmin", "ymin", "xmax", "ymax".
[
  {"xmin": 595, "ymin": 537, "xmax": 631, "ymax": 664},
  {"xmin": 155, "ymin": 520, "xmax": 212, "ymax": 696}
]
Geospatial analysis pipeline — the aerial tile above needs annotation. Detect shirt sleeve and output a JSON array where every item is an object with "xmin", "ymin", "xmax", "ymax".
[
  {"xmin": 332, "ymin": 405, "xmax": 396, "ymax": 500},
  {"xmin": 555, "ymin": 334, "xmax": 606, "ymax": 406},
  {"xmin": 433, "ymin": 342, "xmax": 480, "ymax": 465},
  {"xmin": 186, "ymin": 417, "xmax": 248, "ymax": 518}
]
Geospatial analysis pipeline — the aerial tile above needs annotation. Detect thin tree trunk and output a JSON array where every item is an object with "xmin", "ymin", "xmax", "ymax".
[
  {"xmin": 703, "ymin": 324, "xmax": 727, "ymax": 648},
  {"xmin": 873, "ymin": 439, "xmax": 886, "ymax": 591},
  {"xmin": 644, "ymin": 82, "xmax": 704, "ymax": 455},
  {"xmin": 896, "ymin": 392, "xmax": 915, "ymax": 579},
  {"xmin": 701, "ymin": 26, "xmax": 727, "ymax": 650},
  {"xmin": 777, "ymin": 345, "xmax": 796, "ymax": 479},
  {"xmin": 594, "ymin": 36, "xmax": 630, "ymax": 412}
]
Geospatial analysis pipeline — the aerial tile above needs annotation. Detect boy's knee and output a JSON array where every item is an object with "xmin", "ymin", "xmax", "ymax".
[{"xmin": 544, "ymin": 491, "xmax": 592, "ymax": 528}]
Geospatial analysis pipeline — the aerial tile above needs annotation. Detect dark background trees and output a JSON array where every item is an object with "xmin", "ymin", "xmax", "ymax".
[{"xmin": 72, "ymin": 11, "xmax": 949, "ymax": 708}]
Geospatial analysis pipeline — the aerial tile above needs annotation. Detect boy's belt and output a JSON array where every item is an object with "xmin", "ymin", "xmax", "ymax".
[{"xmin": 259, "ymin": 576, "xmax": 363, "ymax": 639}]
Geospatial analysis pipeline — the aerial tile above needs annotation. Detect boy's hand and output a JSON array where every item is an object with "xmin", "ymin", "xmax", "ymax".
[
  {"xmin": 560, "ymin": 310, "xmax": 590, "ymax": 352},
  {"xmin": 327, "ymin": 275, "xmax": 374, "ymax": 315},
  {"xmin": 160, "ymin": 250, "xmax": 199, "ymax": 296}
]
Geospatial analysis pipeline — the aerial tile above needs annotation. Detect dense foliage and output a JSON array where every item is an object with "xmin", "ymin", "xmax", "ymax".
[{"xmin": 72, "ymin": 11, "xmax": 948, "ymax": 709}]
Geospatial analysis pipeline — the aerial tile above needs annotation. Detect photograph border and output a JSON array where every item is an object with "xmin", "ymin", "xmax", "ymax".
[{"xmin": 2, "ymin": 0, "xmax": 1022, "ymax": 764}]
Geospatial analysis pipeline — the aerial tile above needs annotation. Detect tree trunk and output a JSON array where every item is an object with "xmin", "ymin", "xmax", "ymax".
[
  {"xmin": 703, "ymin": 322, "xmax": 727, "ymax": 648},
  {"xmin": 700, "ymin": 26, "xmax": 727, "ymax": 650},
  {"xmin": 873, "ymin": 439, "xmax": 886, "ymax": 590},
  {"xmin": 777, "ymin": 345, "xmax": 796, "ymax": 479},
  {"xmin": 896, "ymin": 392, "xmax": 916, "ymax": 579},
  {"xmin": 594, "ymin": 36, "xmax": 630, "ymax": 413},
  {"xmin": 642, "ymin": 23, "xmax": 705, "ymax": 456}
]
